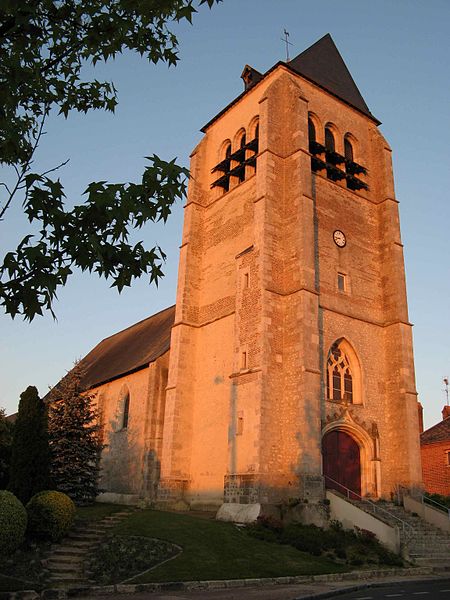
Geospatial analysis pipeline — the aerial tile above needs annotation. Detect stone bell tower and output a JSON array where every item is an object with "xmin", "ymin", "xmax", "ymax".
[{"xmin": 158, "ymin": 34, "xmax": 423, "ymax": 510}]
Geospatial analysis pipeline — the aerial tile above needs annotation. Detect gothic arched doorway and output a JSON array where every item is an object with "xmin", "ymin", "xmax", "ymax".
[{"xmin": 322, "ymin": 430, "xmax": 361, "ymax": 498}]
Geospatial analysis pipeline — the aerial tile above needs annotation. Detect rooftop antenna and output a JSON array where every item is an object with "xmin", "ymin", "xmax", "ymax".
[
  {"xmin": 281, "ymin": 29, "xmax": 293, "ymax": 62},
  {"xmin": 444, "ymin": 376, "xmax": 449, "ymax": 405}
]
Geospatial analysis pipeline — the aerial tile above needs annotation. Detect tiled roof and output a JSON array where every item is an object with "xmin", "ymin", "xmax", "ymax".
[
  {"xmin": 289, "ymin": 34, "xmax": 374, "ymax": 120},
  {"xmin": 79, "ymin": 305, "xmax": 175, "ymax": 389},
  {"xmin": 421, "ymin": 417, "xmax": 450, "ymax": 444}
]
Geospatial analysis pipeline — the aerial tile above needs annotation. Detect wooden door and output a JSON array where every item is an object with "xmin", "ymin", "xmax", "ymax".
[{"xmin": 322, "ymin": 430, "xmax": 361, "ymax": 498}]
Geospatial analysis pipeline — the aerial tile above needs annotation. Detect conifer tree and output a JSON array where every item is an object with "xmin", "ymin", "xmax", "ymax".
[
  {"xmin": 0, "ymin": 408, "xmax": 14, "ymax": 489},
  {"xmin": 8, "ymin": 386, "xmax": 50, "ymax": 502},
  {"xmin": 48, "ymin": 364, "xmax": 103, "ymax": 505}
]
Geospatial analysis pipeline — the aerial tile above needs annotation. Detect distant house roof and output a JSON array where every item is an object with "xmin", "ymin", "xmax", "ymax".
[
  {"xmin": 201, "ymin": 33, "xmax": 379, "ymax": 133},
  {"xmin": 421, "ymin": 416, "xmax": 450, "ymax": 445},
  {"xmin": 79, "ymin": 305, "xmax": 175, "ymax": 390}
]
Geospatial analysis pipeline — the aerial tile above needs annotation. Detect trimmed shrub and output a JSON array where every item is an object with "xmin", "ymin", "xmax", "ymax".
[
  {"xmin": 0, "ymin": 490, "xmax": 27, "ymax": 555},
  {"xmin": 26, "ymin": 490, "xmax": 75, "ymax": 541}
]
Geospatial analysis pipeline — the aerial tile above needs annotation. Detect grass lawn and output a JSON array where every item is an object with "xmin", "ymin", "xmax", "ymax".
[
  {"xmin": 113, "ymin": 510, "xmax": 347, "ymax": 583},
  {"xmin": 76, "ymin": 502, "xmax": 128, "ymax": 522}
]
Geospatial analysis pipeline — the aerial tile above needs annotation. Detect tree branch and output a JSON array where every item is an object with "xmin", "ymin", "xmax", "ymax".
[
  {"xmin": 41, "ymin": 158, "xmax": 70, "ymax": 178},
  {"xmin": 0, "ymin": 112, "xmax": 47, "ymax": 221}
]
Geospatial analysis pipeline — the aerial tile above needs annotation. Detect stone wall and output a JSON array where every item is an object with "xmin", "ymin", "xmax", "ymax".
[
  {"xmin": 94, "ymin": 351, "xmax": 169, "ymax": 500},
  {"xmin": 158, "ymin": 61, "xmax": 422, "ymax": 507}
]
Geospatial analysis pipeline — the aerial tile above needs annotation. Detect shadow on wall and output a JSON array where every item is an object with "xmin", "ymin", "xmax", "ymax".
[
  {"xmin": 100, "ymin": 413, "xmax": 142, "ymax": 495},
  {"xmin": 293, "ymin": 394, "xmax": 324, "ymax": 500},
  {"xmin": 143, "ymin": 448, "xmax": 161, "ymax": 502}
]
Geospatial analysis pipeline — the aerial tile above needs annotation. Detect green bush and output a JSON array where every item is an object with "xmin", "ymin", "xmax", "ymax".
[
  {"xmin": 425, "ymin": 493, "xmax": 450, "ymax": 509},
  {"xmin": 245, "ymin": 517, "xmax": 403, "ymax": 568},
  {"xmin": 0, "ymin": 491, "xmax": 27, "ymax": 555},
  {"xmin": 26, "ymin": 490, "xmax": 75, "ymax": 541},
  {"xmin": 281, "ymin": 523, "xmax": 324, "ymax": 556}
]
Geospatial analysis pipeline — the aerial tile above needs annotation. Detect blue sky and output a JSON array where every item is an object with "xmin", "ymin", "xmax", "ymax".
[{"xmin": 1, "ymin": 0, "xmax": 449, "ymax": 429}]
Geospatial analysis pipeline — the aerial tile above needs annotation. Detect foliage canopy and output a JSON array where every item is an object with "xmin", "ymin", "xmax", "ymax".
[{"xmin": 0, "ymin": 0, "xmax": 219, "ymax": 320}]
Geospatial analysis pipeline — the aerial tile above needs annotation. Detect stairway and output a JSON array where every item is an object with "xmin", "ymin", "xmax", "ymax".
[
  {"xmin": 43, "ymin": 509, "xmax": 134, "ymax": 588},
  {"xmin": 351, "ymin": 499, "xmax": 450, "ymax": 571}
]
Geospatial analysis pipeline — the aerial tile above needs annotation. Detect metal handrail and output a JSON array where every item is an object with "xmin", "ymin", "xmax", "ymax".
[
  {"xmin": 423, "ymin": 495, "xmax": 450, "ymax": 519},
  {"xmin": 324, "ymin": 475, "xmax": 415, "ymax": 538}
]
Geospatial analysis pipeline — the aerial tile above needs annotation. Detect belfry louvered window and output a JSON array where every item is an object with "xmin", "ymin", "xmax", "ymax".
[
  {"xmin": 308, "ymin": 119, "xmax": 369, "ymax": 191},
  {"xmin": 344, "ymin": 135, "xmax": 369, "ymax": 191},
  {"xmin": 211, "ymin": 125, "xmax": 259, "ymax": 191}
]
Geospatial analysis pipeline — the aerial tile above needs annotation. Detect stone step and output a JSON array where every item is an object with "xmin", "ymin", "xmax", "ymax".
[
  {"xmin": 410, "ymin": 539, "xmax": 450, "ymax": 545},
  {"xmin": 109, "ymin": 511, "xmax": 133, "ymax": 516},
  {"xmin": 411, "ymin": 544, "xmax": 450, "ymax": 549},
  {"xmin": 48, "ymin": 574, "xmax": 87, "ymax": 583},
  {"xmin": 47, "ymin": 552, "xmax": 87, "ymax": 565},
  {"xmin": 47, "ymin": 555, "xmax": 84, "ymax": 564},
  {"xmin": 51, "ymin": 545, "xmax": 89, "ymax": 555},
  {"xmin": 47, "ymin": 565, "xmax": 83, "ymax": 575},
  {"xmin": 48, "ymin": 579, "xmax": 88, "ymax": 588},
  {"xmin": 65, "ymin": 533, "xmax": 102, "ymax": 542},
  {"xmin": 412, "ymin": 557, "xmax": 450, "ymax": 564},
  {"xmin": 59, "ymin": 539, "xmax": 93, "ymax": 548}
]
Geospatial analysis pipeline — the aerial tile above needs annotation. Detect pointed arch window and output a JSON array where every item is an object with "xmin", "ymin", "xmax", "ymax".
[{"xmin": 327, "ymin": 343, "xmax": 356, "ymax": 404}]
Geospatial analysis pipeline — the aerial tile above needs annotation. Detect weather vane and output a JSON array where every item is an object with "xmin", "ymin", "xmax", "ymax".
[
  {"xmin": 444, "ymin": 376, "xmax": 449, "ymax": 405},
  {"xmin": 281, "ymin": 29, "xmax": 293, "ymax": 62}
]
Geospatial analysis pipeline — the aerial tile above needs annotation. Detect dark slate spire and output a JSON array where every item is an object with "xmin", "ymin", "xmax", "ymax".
[{"xmin": 289, "ymin": 34, "xmax": 374, "ymax": 119}]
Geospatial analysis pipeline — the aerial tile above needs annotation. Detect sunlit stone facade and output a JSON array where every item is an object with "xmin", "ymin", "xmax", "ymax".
[{"xmin": 88, "ymin": 35, "xmax": 423, "ymax": 509}]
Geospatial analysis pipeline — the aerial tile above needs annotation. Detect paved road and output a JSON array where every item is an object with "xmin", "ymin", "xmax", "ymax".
[
  {"xmin": 77, "ymin": 576, "xmax": 450, "ymax": 600},
  {"xmin": 326, "ymin": 579, "xmax": 450, "ymax": 599}
]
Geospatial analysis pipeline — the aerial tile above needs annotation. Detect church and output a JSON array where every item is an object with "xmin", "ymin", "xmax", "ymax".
[{"xmin": 78, "ymin": 34, "xmax": 423, "ymax": 511}]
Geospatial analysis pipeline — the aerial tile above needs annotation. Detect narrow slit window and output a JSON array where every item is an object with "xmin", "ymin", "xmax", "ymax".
[
  {"xmin": 325, "ymin": 127, "xmax": 335, "ymax": 152},
  {"xmin": 122, "ymin": 393, "xmax": 130, "ymax": 429},
  {"xmin": 308, "ymin": 118, "xmax": 316, "ymax": 143},
  {"xmin": 344, "ymin": 369, "xmax": 353, "ymax": 403},
  {"xmin": 332, "ymin": 366, "xmax": 341, "ymax": 401},
  {"xmin": 243, "ymin": 272, "xmax": 249, "ymax": 288},
  {"xmin": 338, "ymin": 272, "xmax": 346, "ymax": 292},
  {"xmin": 238, "ymin": 133, "xmax": 246, "ymax": 182},
  {"xmin": 224, "ymin": 144, "xmax": 231, "ymax": 192},
  {"xmin": 344, "ymin": 137, "xmax": 354, "ymax": 161},
  {"xmin": 241, "ymin": 351, "xmax": 247, "ymax": 370}
]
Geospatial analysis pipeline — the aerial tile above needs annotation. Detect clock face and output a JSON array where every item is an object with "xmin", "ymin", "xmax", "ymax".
[{"xmin": 333, "ymin": 230, "xmax": 346, "ymax": 248}]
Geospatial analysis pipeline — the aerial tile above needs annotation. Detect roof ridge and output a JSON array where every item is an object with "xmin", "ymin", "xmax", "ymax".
[
  {"xmin": 99, "ymin": 304, "xmax": 175, "ymax": 344},
  {"xmin": 421, "ymin": 415, "xmax": 450, "ymax": 437}
]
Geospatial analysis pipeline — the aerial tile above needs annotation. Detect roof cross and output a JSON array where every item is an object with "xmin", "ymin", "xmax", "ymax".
[{"xmin": 281, "ymin": 29, "xmax": 293, "ymax": 62}]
